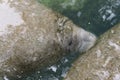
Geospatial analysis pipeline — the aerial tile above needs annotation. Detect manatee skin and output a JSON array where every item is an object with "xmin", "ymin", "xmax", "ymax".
[{"xmin": 0, "ymin": 0, "xmax": 96, "ymax": 79}]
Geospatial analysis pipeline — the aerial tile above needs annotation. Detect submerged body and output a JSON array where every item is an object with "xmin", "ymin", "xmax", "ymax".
[{"xmin": 0, "ymin": 0, "xmax": 96, "ymax": 79}]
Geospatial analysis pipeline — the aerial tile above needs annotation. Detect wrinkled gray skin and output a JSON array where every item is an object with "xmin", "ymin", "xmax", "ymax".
[
  {"xmin": 0, "ymin": 0, "xmax": 96, "ymax": 79},
  {"xmin": 65, "ymin": 24, "xmax": 120, "ymax": 80}
]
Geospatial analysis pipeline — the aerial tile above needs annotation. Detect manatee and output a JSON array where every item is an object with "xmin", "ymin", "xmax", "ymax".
[{"xmin": 0, "ymin": 0, "xmax": 96, "ymax": 79}]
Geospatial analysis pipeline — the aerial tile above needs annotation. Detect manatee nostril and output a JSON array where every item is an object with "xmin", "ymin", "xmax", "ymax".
[{"xmin": 83, "ymin": 39, "xmax": 90, "ymax": 42}]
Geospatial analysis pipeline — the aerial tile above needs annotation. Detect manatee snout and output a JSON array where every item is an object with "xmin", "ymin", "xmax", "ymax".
[{"xmin": 72, "ymin": 26, "xmax": 97, "ymax": 53}]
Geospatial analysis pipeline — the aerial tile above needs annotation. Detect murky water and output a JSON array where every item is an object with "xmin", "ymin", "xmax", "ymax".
[{"xmin": 13, "ymin": 0, "xmax": 120, "ymax": 80}]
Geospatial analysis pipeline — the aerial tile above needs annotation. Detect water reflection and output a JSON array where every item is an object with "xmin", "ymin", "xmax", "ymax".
[{"xmin": 23, "ymin": 0, "xmax": 120, "ymax": 80}]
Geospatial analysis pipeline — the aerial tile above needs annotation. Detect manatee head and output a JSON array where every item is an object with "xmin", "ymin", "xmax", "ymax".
[{"xmin": 56, "ymin": 17, "xmax": 97, "ymax": 53}]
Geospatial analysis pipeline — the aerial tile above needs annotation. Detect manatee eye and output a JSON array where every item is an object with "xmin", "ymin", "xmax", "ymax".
[{"xmin": 68, "ymin": 40, "xmax": 72, "ymax": 46}]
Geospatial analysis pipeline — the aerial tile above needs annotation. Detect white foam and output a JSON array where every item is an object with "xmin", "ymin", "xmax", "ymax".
[
  {"xmin": 96, "ymin": 50, "xmax": 102, "ymax": 58},
  {"xmin": 96, "ymin": 70, "xmax": 110, "ymax": 80},
  {"xmin": 108, "ymin": 40, "xmax": 120, "ymax": 51},
  {"xmin": 113, "ymin": 73, "xmax": 120, "ymax": 80},
  {"xmin": 77, "ymin": 11, "xmax": 81, "ymax": 17},
  {"xmin": 61, "ymin": 67, "xmax": 69, "ymax": 78},
  {"xmin": 106, "ymin": 10, "xmax": 116, "ymax": 20},
  {"xmin": 3, "ymin": 76, "xmax": 9, "ymax": 80},
  {"xmin": 0, "ymin": 2, "xmax": 24, "ymax": 36},
  {"xmin": 103, "ymin": 56, "xmax": 113, "ymax": 67},
  {"xmin": 49, "ymin": 66, "xmax": 57, "ymax": 72},
  {"xmin": 102, "ymin": 15, "xmax": 106, "ymax": 21}
]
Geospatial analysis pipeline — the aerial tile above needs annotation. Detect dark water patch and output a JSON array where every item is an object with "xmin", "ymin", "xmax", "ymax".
[
  {"xmin": 60, "ymin": 0, "xmax": 120, "ymax": 36},
  {"xmin": 17, "ymin": 52, "xmax": 81, "ymax": 80}
]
